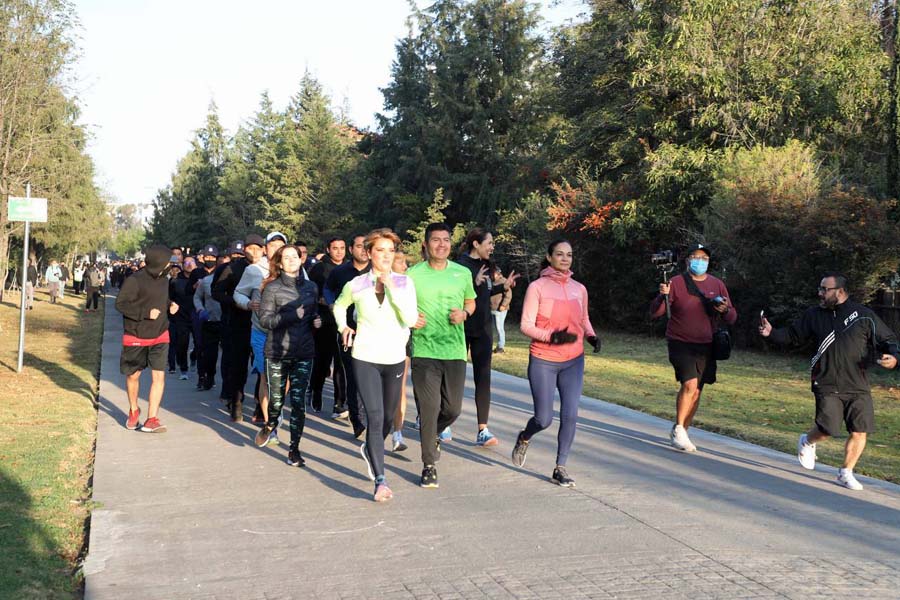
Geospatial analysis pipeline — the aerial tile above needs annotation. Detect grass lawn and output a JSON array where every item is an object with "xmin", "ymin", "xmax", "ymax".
[
  {"xmin": 0, "ymin": 289, "xmax": 103, "ymax": 599},
  {"xmin": 491, "ymin": 329, "xmax": 900, "ymax": 484}
]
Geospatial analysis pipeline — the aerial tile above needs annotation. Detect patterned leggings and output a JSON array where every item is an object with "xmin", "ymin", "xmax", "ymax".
[{"xmin": 265, "ymin": 358, "xmax": 313, "ymax": 450}]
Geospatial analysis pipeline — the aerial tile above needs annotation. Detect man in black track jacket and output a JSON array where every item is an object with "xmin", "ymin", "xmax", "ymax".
[
  {"xmin": 212, "ymin": 239, "xmax": 255, "ymax": 421},
  {"xmin": 308, "ymin": 237, "xmax": 348, "ymax": 414},
  {"xmin": 760, "ymin": 272, "xmax": 899, "ymax": 490}
]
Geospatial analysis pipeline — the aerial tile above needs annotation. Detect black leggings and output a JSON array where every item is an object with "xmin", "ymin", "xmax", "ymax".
[
  {"xmin": 266, "ymin": 358, "xmax": 313, "ymax": 451},
  {"xmin": 353, "ymin": 358, "xmax": 404, "ymax": 479},
  {"xmin": 336, "ymin": 341, "xmax": 365, "ymax": 430},
  {"xmin": 466, "ymin": 333, "xmax": 493, "ymax": 424}
]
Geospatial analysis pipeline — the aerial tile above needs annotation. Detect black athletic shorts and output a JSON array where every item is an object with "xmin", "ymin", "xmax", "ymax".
[
  {"xmin": 667, "ymin": 339, "xmax": 717, "ymax": 387},
  {"xmin": 814, "ymin": 391, "xmax": 875, "ymax": 436},
  {"xmin": 120, "ymin": 343, "xmax": 169, "ymax": 375}
]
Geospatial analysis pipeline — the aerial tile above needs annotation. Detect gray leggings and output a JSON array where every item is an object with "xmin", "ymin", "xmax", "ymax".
[
  {"xmin": 353, "ymin": 358, "xmax": 404, "ymax": 480},
  {"xmin": 522, "ymin": 354, "xmax": 584, "ymax": 466}
]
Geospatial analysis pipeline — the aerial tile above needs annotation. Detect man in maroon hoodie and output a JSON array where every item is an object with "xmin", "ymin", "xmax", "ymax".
[
  {"xmin": 115, "ymin": 244, "xmax": 179, "ymax": 433},
  {"xmin": 650, "ymin": 244, "xmax": 737, "ymax": 452}
]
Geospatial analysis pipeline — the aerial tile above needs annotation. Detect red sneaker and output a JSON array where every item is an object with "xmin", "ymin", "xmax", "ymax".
[
  {"xmin": 140, "ymin": 417, "xmax": 167, "ymax": 433},
  {"xmin": 126, "ymin": 408, "xmax": 140, "ymax": 430}
]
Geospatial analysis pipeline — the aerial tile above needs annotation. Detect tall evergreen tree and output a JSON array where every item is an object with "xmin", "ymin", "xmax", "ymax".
[{"xmin": 372, "ymin": 0, "xmax": 545, "ymax": 227}]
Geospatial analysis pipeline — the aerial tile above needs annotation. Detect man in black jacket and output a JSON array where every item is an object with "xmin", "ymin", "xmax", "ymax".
[
  {"xmin": 115, "ymin": 245, "xmax": 178, "ymax": 433},
  {"xmin": 760, "ymin": 272, "xmax": 899, "ymax": 490},
  {"xmin": 169, "ymin": 262, "xmax": 195, "ymax": 379},
  {"xmin": 211, "ymin": 244, "xmax": 244, "ymax": 404},
  {"xmin": 213, "ymin": 236, "xmax": 265, "ymax": 421},
  {"xmin": 325, "ymin": 234, "xmax": 369, "ymax": 436},
  {"xmin": 308, "ymin": 237, "xmax": 347, "ymax": 413}
]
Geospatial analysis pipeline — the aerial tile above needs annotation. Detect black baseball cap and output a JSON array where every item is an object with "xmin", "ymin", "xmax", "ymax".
[
  {"xmin": 228, "ymin": 240, "xmax": 245, "ymax": 255},
  {"xmin": 201, "ymin": 244, "xmax": 219, "ymax": 257},
  {"xmin": 685, "ymin": 243, "xmax": 711, "ymax": 258},
  {"xmin": 245, "ymin": 233, "xmax": 265, "ymax": 248}
]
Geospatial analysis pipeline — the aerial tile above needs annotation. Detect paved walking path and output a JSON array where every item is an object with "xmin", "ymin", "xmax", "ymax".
[{"xmin": 84, "ymin": 295, "xmax": 900, "ymax": 599}]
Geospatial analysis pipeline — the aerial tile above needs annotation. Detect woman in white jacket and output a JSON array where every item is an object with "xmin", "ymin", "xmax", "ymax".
[{"xmin": 334, "ymin": 228, "xmax": 418, "ymax": 502}]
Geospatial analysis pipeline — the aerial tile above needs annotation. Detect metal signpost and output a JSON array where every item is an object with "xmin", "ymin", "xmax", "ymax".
[{"xmin": 8, "ymin": 184, "xmax": 48, "ymax": 373}]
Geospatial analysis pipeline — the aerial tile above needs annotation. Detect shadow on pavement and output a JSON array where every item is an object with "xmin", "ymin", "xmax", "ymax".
[{"xmin": 490, "ymin": 395, "xmax": 900, "ymax": 556}]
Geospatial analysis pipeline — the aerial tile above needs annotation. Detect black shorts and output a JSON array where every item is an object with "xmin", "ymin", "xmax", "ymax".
[
  {"xmin": 814, "ymin": 391, "xmax": 874, "ymax": 436},
  {"xmin": 120, "ymin": 343, "xmax": 169, "ymax": 375},
  {"xmin": 668, "ymin": 339, "xmax": 717, "ymax": 387}
]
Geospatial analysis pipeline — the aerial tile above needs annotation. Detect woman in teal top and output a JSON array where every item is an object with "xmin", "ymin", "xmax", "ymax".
[{"xmin": 334, "ymin": 228, "xmax": 418, "ymax": 502}]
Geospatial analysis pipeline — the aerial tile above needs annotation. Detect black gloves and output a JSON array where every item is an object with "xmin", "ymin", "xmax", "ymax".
[
  {"xmin": 586, "ymin": 335, "xmax": 601, "ymax": 353},
  {"xmin": 549, "ymin": 329, "xmax": 578, "ymax": 345}
]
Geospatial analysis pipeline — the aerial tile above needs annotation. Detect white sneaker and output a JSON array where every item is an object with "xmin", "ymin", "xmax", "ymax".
[
  {"xmin": 837, "ymin": 468, "xmax": 863, "ymax": 491},
  {"xmin": 670, "ymin": 424, "xmax": 697, "ymax": 452},
  {"xmin": 360, "ymin": 442, "xmax": 375, "ymax": 481},
  {"xmin": 391, "ymin": 431, "xmax": 408, "ymax": 452},
  {"xmin": 797, "ymin": 434, "xmax": 816, "ymax": 470}
]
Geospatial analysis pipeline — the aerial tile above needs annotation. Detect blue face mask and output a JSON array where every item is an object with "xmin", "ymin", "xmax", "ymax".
[{"xmin": 688, "ymin": 258, "xmax": 708, "ymax": 276}]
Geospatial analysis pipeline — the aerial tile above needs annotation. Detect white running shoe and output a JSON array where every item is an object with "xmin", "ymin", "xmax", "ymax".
[
  {"xmin": 797, "ymin": 434, "xmax": 816, "ymax": 470},
  {"xmin": 359, "ymin": 442, "xmax": 375, "ymax": 481},
  {"xmin": 670, "ymin": 424, "xmax": 697, "ymax": 452},
  {"xmin": 837, "ymin": 468, "xmax": 863, "ymax": 491},
  {"xmin": 391, "ymin": 431, "xmax": 408, "ymax": 452}
]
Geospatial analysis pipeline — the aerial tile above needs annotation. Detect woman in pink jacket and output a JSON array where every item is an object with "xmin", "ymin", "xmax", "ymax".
[{"xmin": 511, "ymin": 239, "xmax": 599, "ymax": 487}]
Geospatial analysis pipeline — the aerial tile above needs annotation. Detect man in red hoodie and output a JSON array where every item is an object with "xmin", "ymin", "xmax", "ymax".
[{"xmin": 115, "ymin": 244, "xmax": 179, "ymax": 433}]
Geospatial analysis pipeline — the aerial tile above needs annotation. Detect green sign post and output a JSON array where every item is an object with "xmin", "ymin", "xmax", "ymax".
[{"xmin": 8, "ymin": 185, "xmax": 48, "ymax": 373}]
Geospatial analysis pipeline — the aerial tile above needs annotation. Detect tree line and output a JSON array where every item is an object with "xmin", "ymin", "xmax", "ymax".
[
  {"xmin": 143, "ymin": 0, "xmax": 899, "ymax": 339},
  {"xmin": 0, "ymin": 0, "xmax": 111, "ymax": 297}
]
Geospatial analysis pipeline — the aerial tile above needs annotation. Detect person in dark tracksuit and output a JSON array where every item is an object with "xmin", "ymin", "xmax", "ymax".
[
  {"xmin": 168, "ymin": 262, "xmax": 194, "ymax": 379},
  {"xmin": 189, "ymin": 245, "xmax": 219, "ymax": 389},
  {"xmin": 325, "ymin": 234, "xmax": 370, "ymax": 437},
  {"xmin": 211, "ymin": 245, "xmax": 245, "ymax": 404},
  {"xmin": 308, "ymin": 238, "xmax": 348, "ymax": 414},
  {"xmin": 84, "ymin": 264, "xmax": 104, "ymax": 312},
  {"xmin": 194, "ymin": 254, "xmax": 223, "ymax": 391},
  {"xmin": 454, "ymin": 227, "xmax": 520, "ymax": 446},
  {"xmin": 213, "ymin": 237, "xmax": 264, "ymax": 421},
  {"xmin": 760, "ymin": 272, "xmax": 899, "ymax": 491}
]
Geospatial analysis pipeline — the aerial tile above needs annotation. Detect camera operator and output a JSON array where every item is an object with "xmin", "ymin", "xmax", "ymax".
[
  {"xmin": 650, "ymin": 244, "xmax": 736, "ymax": 452},
  {"xmin": 759, "ymin": 273, "xmax": 899, "ymax": 491}
]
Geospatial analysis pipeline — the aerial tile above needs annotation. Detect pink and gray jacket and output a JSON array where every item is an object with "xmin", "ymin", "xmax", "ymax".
[{"xmin": 520, "ymin": 267, "xmax": 596, "ymax": 362}]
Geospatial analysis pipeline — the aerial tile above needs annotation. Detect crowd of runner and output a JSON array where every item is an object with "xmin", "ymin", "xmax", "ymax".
[
  {"xmin": 24, "ymin": 257, "xmax": 115, "ymax": 311},
  {"xmin": 111, "ymin": 227, "xmax": 900, "ymax": 501}
]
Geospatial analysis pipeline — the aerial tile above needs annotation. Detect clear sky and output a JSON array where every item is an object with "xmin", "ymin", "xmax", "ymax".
[{"xmin": 73, "ymin": 0, "xmax": 586, "ymax": 206}]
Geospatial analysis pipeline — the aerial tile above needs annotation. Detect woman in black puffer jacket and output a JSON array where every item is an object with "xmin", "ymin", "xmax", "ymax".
[{"xmin": 256, "ymin": 245, "xmax": 321, "ymax": 466}]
